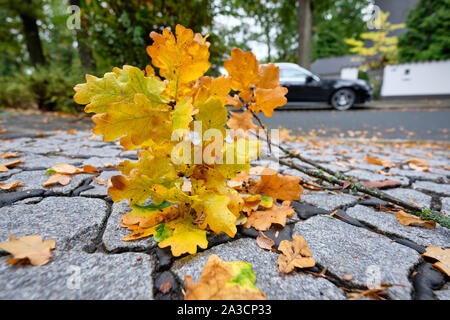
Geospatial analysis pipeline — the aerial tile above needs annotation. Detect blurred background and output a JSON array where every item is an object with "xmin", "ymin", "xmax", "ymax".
[{"xmin": 0, "ymin": 0, "xmax": 449, "ymax": 117}]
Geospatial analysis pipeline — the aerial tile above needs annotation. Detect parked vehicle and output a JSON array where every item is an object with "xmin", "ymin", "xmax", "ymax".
[{"xmin": 276, "ymin": 63, "xmax": 372, "ymax": 110}]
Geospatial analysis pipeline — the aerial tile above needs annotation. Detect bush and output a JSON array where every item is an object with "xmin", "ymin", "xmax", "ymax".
[{"xmin": 0, "ymin": 64, "xmax": 85, "ymax": 113}]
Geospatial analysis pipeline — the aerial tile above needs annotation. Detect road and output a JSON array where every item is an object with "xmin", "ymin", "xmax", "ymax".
[
  {"xmin": 0, "ymin": 106, "xmax": 449, "ymax": 141},
  {"xmin": 261, "ymin": 106, "xmax": 450, "ymax": 141}
]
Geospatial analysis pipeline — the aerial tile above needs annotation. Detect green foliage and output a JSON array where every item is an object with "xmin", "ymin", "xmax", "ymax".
[
  {"xmin": 398, "ymin": 0, "xmax": 450, "ymax": 62},
  {"xmin": 312, "ymin": 19, "xmax": 349, "ymax": 61}
]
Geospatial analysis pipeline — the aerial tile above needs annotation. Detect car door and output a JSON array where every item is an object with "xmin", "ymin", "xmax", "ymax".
[{"xmin": 279, "ymin": 68, "xmax": 309, "ymax": 101}]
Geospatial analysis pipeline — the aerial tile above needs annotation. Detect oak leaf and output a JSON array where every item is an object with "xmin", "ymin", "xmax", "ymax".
[
  {"xmin": 0, "ymin": 182, "xmax": 22, "ymax": 190},
  {"xmin": 0, "ymin": 152, "xmax": 23, "ymax": 159},
  {"xmin": 43, "ymin": 174, "xmax": 72, "ymax": 187},
  {"xmin": 0, "ymin": 159, "xmax": 22, "ymax": 172},
  {"xmin": 227, "ymin": 110, "xmax": 258, "ymax": 133},
  {"xmin": 0, "ymin": 233, "xmax": 56, "ymax": 266},
  {"xmin": 396, "ymin": 211, "xmax": 436, "ymax": 229},
  {"xmin": 184, "ymin": 254, "xmax": 266, "ymax": 300},
  {"xmin": 249, "ymin": 170, "xmax": 303, "ymax": 203},
  {"xmin": 278, "ymin": 235, "xmax": 315, "ymax": 274},
  {"xmin": 422, "ymin": 246, "xmax": 450, "ymax": 277},
  {"xmin": 243, "ymin": 201, "xmax": 294, "ymax": 231},
  {"xmin": 121, "ymin": 202, "xmax": 179, "ymax": 229},
  {"xmin": 363, "ymin": 156, "xmax": 393, "ymax": 168},
  {"xmin": 224, "ymin": 48, "xmax": 259, "ymax": 94}
]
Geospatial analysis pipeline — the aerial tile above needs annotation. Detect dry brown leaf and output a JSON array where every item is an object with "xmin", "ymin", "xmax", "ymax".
[
  {"xmin": 92, "ymin": 176, "xmax": 112, "ymax": 187},
  {"xmin": 159, "ymin": 279, "xmax": 172, "ymax": 294},
  {"xmin": 278, "ymin": 235, "xmax": 315, "ymax": 274},
  {"xmin": 361, "ymin": 180, "xmax": 401, "ymax": 189},
  {"xmin": 184, "ymin": 254, "xmax": 266, "ymax": 300},
  {"xmin": 0, "ymin": 182, "xmax": 23, "ymax": 190},
  {"xmin": 47, "ymin": 163, "xmax": 99, "ymax": 175},
  {"xmin": 243, "ymin": 201, "xmax": 294, "ymax": 231},
  {"xmin": 363, "ymin": 156, "xmax": 393, "ymax": 168},
  {"xmin": 43, "ymin": 174, "xmax": 72, "ymax": 187},
  {"xmin": 0, "ymin": 233, "xmax": 56, "ymax": 266},
  {"xmin": 227, "ymin": 171, "xmax": 251, "ymax": 189},
  {"xmin": 0, "ymin": 129, "xmax": 7, "ymax": 134},
  {"xmin": 66, "ymin": 129, "xmax": 77, "ymax": 135},
  {"xmin": 405, "ymin": 158, "xmax": 429, "ymax": 167},
  {"xmin": 0, "ymin": 152, "xmax": 23, "ymax": 159},
  {"xmin": 0, "ymin": 159, "xmax": 23, "ymax": 172},
  {"xmin": 103, "ymin": 163, "xmax": 116, "ymax": 168},
  {"xmin": 241, "ymin": 194, "xmax": 262, "ymax": 214},
  {"xmin": 256, "ymin": 231, "xmax": 275, "ymax": 251},
  {"xmin": 422, "ymin": 246, "xmax": 450, "ymax": 277},
  {"xmin": 395, "ymin": 211, "xmax": 435, "ymax": 229},
  {"xmin": 249, "ymin": 170, "xmax": 303, "ymax": 203}
]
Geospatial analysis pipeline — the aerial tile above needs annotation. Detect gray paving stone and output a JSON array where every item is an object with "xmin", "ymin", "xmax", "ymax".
[
  {"xmin": 0, "ymin": 251, "xmax": 153, "ymax": 299},
  {"xmin": 413, "ymin": 181, "xmax": 450, "ymax": 196},
  {"xmin": 441, "ymin": 198, "xmax": 450, "ymax": 216},
  {"xmin": 434, "ymin": 283, "xmax": 450, "ymax": 300},
  {"xmin": 2, "ymin": 170, "xmax": 93, "ymax": 194},
  {"xmin": 389, "ymin": 168, "xmax": 445, "ymax": 182},
  {"xmin": 0, "ymin": 168, "xmax": 22, "ymax": 179},
  {"xmin": 80, "ymin": 171, "xmax": 120, "ymax": 197},
  {"xmin": 171, "ymin": 238, "xmax": 346, "ymax": 300},
  {"xmin": 102, "ymin": 201, "xmax": 157, "ymax": 252},
  {"xmin": 293, "ymin": 215, "xmax": 421, "ymax": 299},
  {"xmin": 346, "ymin": 205, "xmax": 450, "ymax": 248},
  {"xmin": 384, "ymin": 188, "xmax": 432, "ymax": 208},
  {"xmin": 301, "ymin": 191, "xmax": 359, "ymax": 211},
  {"xmin": 0, "ymin": 197, "xmax": 108, "ymax": 251},
  {"xmin": 346, "ymin": 169, "xmax": 409, "ymax": 186},
  {"xmin": 82, "ymin": 157, "xmax": 121, "ymax": 168}
]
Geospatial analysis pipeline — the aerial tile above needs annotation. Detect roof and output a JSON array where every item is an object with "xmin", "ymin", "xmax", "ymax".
[{"xmin": 310, "ymin": 55, "xmax": 362, "ymax": 75}]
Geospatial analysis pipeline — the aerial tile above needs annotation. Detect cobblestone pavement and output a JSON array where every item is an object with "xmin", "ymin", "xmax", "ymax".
[{"xmin": 0, "ymin": 131, "xmax": 448, "ymax": 300}]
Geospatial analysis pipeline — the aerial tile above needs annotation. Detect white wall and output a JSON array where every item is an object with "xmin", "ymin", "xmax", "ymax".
[
  {"xmin": 381, "ymin": 60, "xmax": 450, "ymax": 97},
  {"xmin": 340, "ymin": 67, "xmax": 359, "ymax": 80}
]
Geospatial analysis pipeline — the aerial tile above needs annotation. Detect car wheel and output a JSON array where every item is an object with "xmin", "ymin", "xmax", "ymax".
[{"xmin": 330, "ymin": 88, "xmax": 355, "ymax": 111}]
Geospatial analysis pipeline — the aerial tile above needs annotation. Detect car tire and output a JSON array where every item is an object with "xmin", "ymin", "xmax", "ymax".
[{"xmin": 330, "ymin": 88, "xmax": 356, "ymax": 111}]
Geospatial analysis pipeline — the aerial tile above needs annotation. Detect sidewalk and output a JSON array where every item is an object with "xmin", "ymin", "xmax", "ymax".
[
  {"xmin": 362, "ymin": 98, "xmax": 450, "ymax": 109},
  {"xmin": 0, "ymin": 130, "xmax": 448, "ymax": 300}
]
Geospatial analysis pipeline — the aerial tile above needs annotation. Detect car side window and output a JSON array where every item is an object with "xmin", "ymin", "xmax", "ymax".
[{"xmin": 280, "ymin": 68, "xmax": 308, "ymax": 81}]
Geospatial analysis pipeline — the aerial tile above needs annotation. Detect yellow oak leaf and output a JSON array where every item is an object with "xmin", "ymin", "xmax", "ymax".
[
  {"xmin": 257, "ymin": 63, "xmax": 281, "ymax": 89},
  {"xmin": 147, "ymin": 25, "xmax": 210, "ymax": 99},
  {"xmin": 193, "ymin": 192, "xmax": 237, "ymax": 237},
  {"xmin": 121, "ymin": 202, "xmax": 179, "ymax": 229},
  {"xmin": 224, "ymin": 48, "xmax": 259, "ymax": 94},
  {"xmin": 158, "ymin": 216, "xmax": 208, "ymax": 256},
  {"xmin": 74, "ymin": 65, "xmax": 167, "ymax": 114},
  {"xmin": 196, "ymin": 97, "xmax": 228, "ymax": 137},
  {"xmin": 172, "ymin": 98, "xmax": 194, "ymax": 131},
  {"xmin": 184, "ymin": 254, "xmax": 266, "ymax": 300},
  {"xmin": 243, "ymin": 201, "xmax": 294, "ymax": 231},
  {"xmin": 0, "ymin": 233, "xmax": 56, "ymax": 266},
  {"xmin": 278, "ymin": 235, "xmax": 316, "ymax": 274},
  {"xmin": 92, "ymin": 93, "xmax": 172, "ymax": 147}
]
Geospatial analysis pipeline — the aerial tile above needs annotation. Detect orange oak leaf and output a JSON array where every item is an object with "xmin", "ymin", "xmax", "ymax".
[
  {"xmin": 243, "ymin": 201, "xmax": 294, "ymax": 231},
  {"xmin": 278, "ymin": 235, "xmax": 315, "ymax": 274},
  {"xmin": 0, "ymin": 159, "xmax": 23, "ymax": 172},
  {"xmin": 224, "ymin": 48, "xmax": 259, "ymax": 94},
  {"xmin": 43, "ymin": 174, "xmax": 72, "ymax": 187},
  {"xmin": 184, "ymin": 254, "xmax": 266, "ymax": 300},
  {"xmin": 0, "ymin": 233, "xmax": 56, "ymax": 266},
  {"xmin": 249, "ymin": 170, "xmax": 303, "ymax": 203},
  {"xmin": 251, "ymin": 86, "xmax": 288, "ymax": 117},
  {"xmin": 227, "ymin": 110, "xmax": 258, "ymax": 133},
  {"xmin": 363, "ymin": 156, "xmax": 393, "ymax": 168},
  {"xmin": 0, "ymin": 182, "xmax": 23, "ymax": 190},
  {"xmin": 422, "ymin": 246, "xmax": 450, "ymax": 277}
]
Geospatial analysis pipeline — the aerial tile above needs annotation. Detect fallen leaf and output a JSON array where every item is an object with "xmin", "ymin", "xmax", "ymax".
[
  {"xmin": 249, "ymin": 170, "xmax": 303, "ymax": 203},
  {"xmin": 184, "ymin": 254, "xmax": 266, "ymax": 300},
  {"xmin": 0, "ymin": 152, "xmax": 23, "ymax": 159},
  {"xmin": 0, "ymin": 182, "xmax": 22, "ymax": 190},
  {"xmin": 46, "ymin": 163, "xmax": 99, "ymax": 175},
  {"xmin": 66, "ymin": 129, "xmax": 77, "ymax": 135},
  {"xmin": 159, "ymin": 279, "xmax": 172, "ymax": 294},
  {"xmin": 0, "ymin": 129, "xmax": 7, "ymax": 134},
  {"xmin": 256, "ymin": 231, "xmax": 275, "ymax": 251},
  {"xmin": 227, "ymin": 171, "xmax": 251, "ymax": 189},
  {"xmin": 405, "ymin": 158, "xmax": 429, "ymax": 167},
  {"xmin": 422, "ymin": 246, "xmax": 450, "ymax": 277},
  {"xmin": 361, "ymin": 180, "xmax": 401, "ymax": 189},
  {"xmin": 103, "ymin": 163, "xmax": 116, "ymax": 168},
  {"xmin": 363, "ymin": 156, "xmax": 393, "ymax": 168},
  {"xmin": 92, "ymin": 176, "xmax": 112, "ymax": 186},
  {"xmin": 243, "ymin": 201, "xmax": 294, "ymax": 231},
  {"xmin": 0, "ymin": 159, "xmax": 23, "ymax": 172},
  {"xmin": 278, "ymin": 235, "xmax": 315, "ymax": 274},
  {"xmin": 343, "ymin": 274, "xmax": 354, "ymax": 281},
  {"xmin": 43, "ymin": 174, "xmax": 72, "ymax": 187},
  {"xmin": 396, "ymin": 211, "xmax": 435, "ymax": 229},
  {"xmin": 0, "ymin": 233, "xmax": 56, "ymax": 266}
]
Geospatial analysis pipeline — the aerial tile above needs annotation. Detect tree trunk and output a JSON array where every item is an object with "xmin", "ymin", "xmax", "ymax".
[
  {"xmin": 19, "ymin": 8, "xmax": 46, "ymax": 67},
  {"xmin": 69, "ymin": 0, "xmax": 97, "ymax": 71},
  {"xmin": 297, "ymin": 0, "xmax": 312, "ymax": 68}
]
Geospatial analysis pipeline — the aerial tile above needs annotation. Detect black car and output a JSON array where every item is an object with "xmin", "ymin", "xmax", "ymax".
[{"xmin": 277, "ymin": 63, "xmax": 372, "ymax": 111}]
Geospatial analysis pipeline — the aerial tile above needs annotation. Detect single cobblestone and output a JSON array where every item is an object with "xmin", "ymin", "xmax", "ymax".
[
  {"xmin": 384, "ymin": 188, "xmax": 432, "ymax": 208},
  {"xmin": 413, "ymin": 181, "xmax": 450, "ymax": 197},
  {"xmin": 0, "ymin": 251, "xmax": 154, "ymax": 299},
  {"xmin": 301, "ymin": 191, "xmax": 359, "ymax": 211},
  {"xmin": 293, "ymin": 215, "xmax": 421, "ymax": 299}
]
